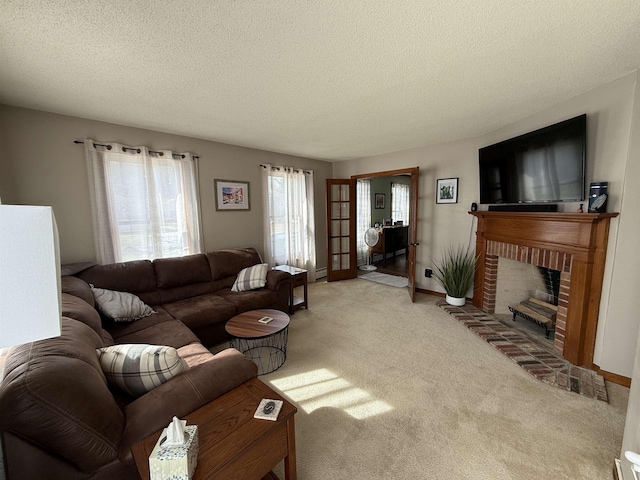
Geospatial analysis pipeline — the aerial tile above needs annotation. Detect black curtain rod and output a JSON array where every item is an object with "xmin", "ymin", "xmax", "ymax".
[
  {"xmin": 74, "ymin": 140, "xmax": 199, "ymax": 159},
  {"xmin": 260, "ymin": 164, "xmax": 311, "ymax": 174}
]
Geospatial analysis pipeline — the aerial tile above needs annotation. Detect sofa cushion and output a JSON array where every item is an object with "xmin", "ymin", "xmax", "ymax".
[
  {"xmin": 61, "ymin": 292, "xmax": 104, "ymax": 337},
  {"xmin": 161, "ymin": 293, "xmax": 237, "ymax": 331},
  {"xmin": 60, "ymin": 261, "xmax": 96, "ymax": 276},
  {"xmin": 61, "ymin": 275, "xmax": 95, "ymax": 307},
  {"xmin": 153, "ymin": 254, "xmax": 212, "ymax": 289},
  {"xmin": 231, "ymin": 263, "xmax": 269, "ymax": 292},
  {"xmin": 0, "ymin": 318, "xmax": 124, "ymax": 473},
  {"xmin": 206, "ymin": 248, "xmax": 263, "ymax": 281},
  {"xmin": 96, "ymin": 344, "xmax": 189, "ymax": 397},
  {"xmin": 176, "ymin": 342, "xmax": 216, "ymax": 368},
  {"xmin": 91, "ymin": 286, "xmax": 155, "ymax": 322},
  {"xmin": 217, "ymin": 288, "xmax": 279, "ymax": 313},
  {"xmin": 78, "ymin": 260, "xmax": 157, "ymax": 294},
  {"xmin": 111, "ymin": 310, "xmax": 200, "ymax": 349},
  {"xmin": 137, "ymin": 282, "xmax": 215, "ymax": 309}
]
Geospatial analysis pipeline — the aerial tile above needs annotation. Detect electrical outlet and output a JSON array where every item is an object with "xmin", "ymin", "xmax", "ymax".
[{"xmin": 425, "ymin": 268, "xmax": 432, "ymax": 278}]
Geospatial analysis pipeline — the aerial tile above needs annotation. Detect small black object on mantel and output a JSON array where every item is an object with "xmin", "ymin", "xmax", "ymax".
[{"xmin": 471, "ymin": 202, "xmax": 478, "ymax": 212}]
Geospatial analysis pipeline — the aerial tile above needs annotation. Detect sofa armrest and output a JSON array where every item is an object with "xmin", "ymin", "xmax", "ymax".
[
  {"xmin": 266, "ymin": 269, "xmax": 290, "ymax": 291},
  {"xmin": 119, "ymin": 348, "xmax": 257, "ymax": 456}
]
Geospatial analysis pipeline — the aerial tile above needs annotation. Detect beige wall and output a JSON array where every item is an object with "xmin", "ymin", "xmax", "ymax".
[
  {"xmin": 334, "ymin": 71, "xmax": 640, "ymax": 378},
  {"xmin": 618, "ymin": 70, "xmax": 640, "ymax": 477},
  {"xmin": 0, "ymin": 105, "xmax": 331, "ymax": 269},
  {"xmin": 334, "ymin": 136, "xmax": 482, "ymax": 292}
]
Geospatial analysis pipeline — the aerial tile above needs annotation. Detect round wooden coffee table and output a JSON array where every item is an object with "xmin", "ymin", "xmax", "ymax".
[{"xmin": 225, "ymin": 309, "xmax": 290, "ymax": 375}]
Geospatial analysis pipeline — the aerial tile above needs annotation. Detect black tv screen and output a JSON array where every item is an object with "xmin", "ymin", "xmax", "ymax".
[{"xmin": 479, "ymin": 114, "xmax": 586, "ymax": 204}]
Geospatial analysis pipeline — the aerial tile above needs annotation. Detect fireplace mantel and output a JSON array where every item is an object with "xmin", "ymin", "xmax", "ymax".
[{"xmin": 470, "ymin": 211, "xmax": 618, "ymax": 367}]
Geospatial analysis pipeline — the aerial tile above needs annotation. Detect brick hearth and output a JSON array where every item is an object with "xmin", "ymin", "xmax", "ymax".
[{"xmin": 440, "ymin": 301, "xmax": 608, "ymax": 402}]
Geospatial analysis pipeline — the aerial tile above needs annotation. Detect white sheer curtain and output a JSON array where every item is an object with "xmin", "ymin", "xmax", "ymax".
[
  {"xmin": 391, "ymin": 182, "xmax": 410, "ymax": 224},
  {"xmin": 262, "ymin": 164, "xmax": 316, "ymax": 281},
  {"xmin": 85, "ymin": 139, "xmax": 203, "ymax": 264},
  {"xmin": 356, "ymin": 179, "xmax": 371, "ymax": 266}
]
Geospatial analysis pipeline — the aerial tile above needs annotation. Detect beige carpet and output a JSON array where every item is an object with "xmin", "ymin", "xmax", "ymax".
[{"xmin": 252, "ymin": 279, "xmax": 629, "ymax": 480}]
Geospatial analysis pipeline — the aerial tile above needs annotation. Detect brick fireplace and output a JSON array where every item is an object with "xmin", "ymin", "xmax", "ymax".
[{"xmin": 470, "ymin": 211, "xmax": 618, "ymax": 367}]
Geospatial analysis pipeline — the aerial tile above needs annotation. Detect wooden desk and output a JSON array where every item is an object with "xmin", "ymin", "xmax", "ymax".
[
  {"xmin": 132, "ymin": 378, "xmax": 297, "ymax": 480},
  {"xmin": 273, "ymin": 265, "xmax": 308, "ymax": 314},
  {"xmin": 370, "ymin": 225, "xmax": 409, "ymax": 267}
]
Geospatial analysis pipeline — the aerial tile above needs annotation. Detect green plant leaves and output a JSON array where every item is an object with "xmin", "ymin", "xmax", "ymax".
[{"xmin": 431, "ymin": 245, "xmax": 476, "ymax": 298}]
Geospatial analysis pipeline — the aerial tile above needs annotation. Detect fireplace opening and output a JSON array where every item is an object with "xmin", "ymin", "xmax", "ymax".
[{"xmin": 494, "ymin": 258, "xmax": 561, "ymax": 348}]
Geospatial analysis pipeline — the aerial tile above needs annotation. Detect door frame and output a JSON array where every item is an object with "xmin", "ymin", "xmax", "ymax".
[{"xmin": 352, "ymin": 167, "xmax": 419, "ymax": 301}]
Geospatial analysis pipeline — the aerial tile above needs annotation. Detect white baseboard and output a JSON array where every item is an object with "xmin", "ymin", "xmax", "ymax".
[{"xmin": 316, "ymin": 267, "xmax": 327, "ymax": 279}]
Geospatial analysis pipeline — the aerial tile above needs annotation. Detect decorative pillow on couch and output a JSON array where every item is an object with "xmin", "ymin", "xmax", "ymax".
[
  {"xmin": 96, "ymin": 344, "xmax": 189, "ymax": 397},
  {"xmin": 231, "ymin": 263, "xmax": 269, "ymax": 292},
  {"xmin": 90, "ymin": 285, "xmax": 155, "ymax": 322}
]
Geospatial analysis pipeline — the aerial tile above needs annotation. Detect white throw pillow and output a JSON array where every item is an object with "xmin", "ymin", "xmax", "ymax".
[
  {"xmin": 231, "ymin": 263, "xmax": 269, "ymax": 292},
  {"xmin": 90, "ymin": 285, "xmax": 155, "ymax": 322},
  {"xmin": 96, "ymin": 344, "xmax": 189, "ymax": 397}
]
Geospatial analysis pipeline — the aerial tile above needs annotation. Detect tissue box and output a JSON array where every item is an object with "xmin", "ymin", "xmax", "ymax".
[{"xmin": 149, "ymin": 425, "xmax": 199, "ymax": 480}]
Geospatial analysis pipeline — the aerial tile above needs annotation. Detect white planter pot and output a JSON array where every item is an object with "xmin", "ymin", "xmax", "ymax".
[{"xmin": 445, "ymin": 294, "xmax": 466, "ymax": 306}]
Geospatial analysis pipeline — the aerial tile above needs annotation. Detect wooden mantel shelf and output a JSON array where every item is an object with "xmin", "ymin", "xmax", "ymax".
[
  {"xmin": 470, "ymin": 211, "xmax": 619, "ymax": 254},
  {"xmin": 470, "ymin": 210, "xmax": 619, "ymax": 367}
]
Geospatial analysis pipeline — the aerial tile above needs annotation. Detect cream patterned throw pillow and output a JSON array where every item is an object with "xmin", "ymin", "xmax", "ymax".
[
  {"xmin": 231, "ymin": 263, "xmax": 269, "ymax": 292},
  {"xmin": 96, "ymin": 344, "xmax": 189, "ymax": 397}
]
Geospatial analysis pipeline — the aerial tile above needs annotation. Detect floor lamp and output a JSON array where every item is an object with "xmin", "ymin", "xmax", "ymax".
[{"xmin": 0, "ymin": 205, "xmax": 62, "ymax": 349}]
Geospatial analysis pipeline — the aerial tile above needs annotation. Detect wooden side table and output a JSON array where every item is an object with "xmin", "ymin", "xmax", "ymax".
[
  {"xmin": 131, "ymin": 377, "xmax": 297, "ymax": 480},
  {"xmin": 273, "ymin": 265, "xmax": 308, "ymax": 314}
]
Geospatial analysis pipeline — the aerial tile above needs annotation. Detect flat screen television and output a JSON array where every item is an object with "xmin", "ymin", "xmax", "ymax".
[{"xmin": 479, "ymin": 114, "xmax": 586, "ymax": 204}]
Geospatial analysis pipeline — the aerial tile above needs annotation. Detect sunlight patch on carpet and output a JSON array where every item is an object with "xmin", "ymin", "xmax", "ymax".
[{"xmin": 271, "ymin": 368, "xmax": 394, "ymax": 419}]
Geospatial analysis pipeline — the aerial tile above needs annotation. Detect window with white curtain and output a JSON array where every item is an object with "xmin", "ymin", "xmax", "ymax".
[
  {"xmin": 391, "ymin": 182, "xmax": 410, "ymax": 224},
  {"xmin": 356, "ymin": 179, "xmax": 371, "ymax": 266},
  {"xmin": 261, "ymin": 165, "xmax": 316, "ymax": 281},
  {"xmin": 84, "ymin": 140, "xmax": 203, "ymax": 264}
]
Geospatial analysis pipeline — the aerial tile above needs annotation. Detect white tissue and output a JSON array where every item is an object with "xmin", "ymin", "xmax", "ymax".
[{"xmin": 164, "ymin": 416, "xmax": 187, "ymax": 447}]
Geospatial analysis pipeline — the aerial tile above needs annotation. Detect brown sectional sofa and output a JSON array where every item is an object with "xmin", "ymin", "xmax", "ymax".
[
  {"xmin": 76, "ymin": 247, "xmax": 291, "ymax": 347},
  {"xmin": 0, "ymin": 247, "xmax": 292, "ymax": 479}
]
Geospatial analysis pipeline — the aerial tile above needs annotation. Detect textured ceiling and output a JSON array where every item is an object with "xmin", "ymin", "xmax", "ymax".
[{"xmin": 2, "ymin": 1, "xmax": 640, "ymax": 161}]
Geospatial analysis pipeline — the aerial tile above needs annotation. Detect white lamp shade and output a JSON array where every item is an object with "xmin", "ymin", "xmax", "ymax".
[{"xmin": 0, "ymin": 205, "xmax": 62, "ymax": 348}]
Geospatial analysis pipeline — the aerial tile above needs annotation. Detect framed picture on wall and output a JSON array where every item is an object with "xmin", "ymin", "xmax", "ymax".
[
  {"xmin": 214, "ymin": 179, "xmax": 250, "ymax": 211},
  {"xmin": 375, "ymin": 193, "xmax": 385, "ymax": 209},
  {"xmin": 436, "ymin": 178, "xmax": 458, "ymax": 204}
]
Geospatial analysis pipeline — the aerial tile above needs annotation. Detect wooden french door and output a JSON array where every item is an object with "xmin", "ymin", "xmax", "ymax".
[{"xmin": 326, "ymin": 179, "xmax": 357, "ymax": 282}]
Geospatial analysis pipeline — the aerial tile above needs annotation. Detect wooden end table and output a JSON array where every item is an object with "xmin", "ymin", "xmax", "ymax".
[
  {"xmin": 132, "ymin": 377, "xmax": 297, "ymax": 480},
  {"xmin": 226, "ymin": 309, "xmax": 290, "ymax": 375},
  {"xmin": 273, "ymin": 265, "xmax": 308, "ymax": 314}
]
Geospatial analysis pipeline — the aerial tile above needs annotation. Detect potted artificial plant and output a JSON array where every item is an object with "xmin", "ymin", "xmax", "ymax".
[{"xmin": 432, "ymin": 245, "xmax": 476, "ymax": 306}]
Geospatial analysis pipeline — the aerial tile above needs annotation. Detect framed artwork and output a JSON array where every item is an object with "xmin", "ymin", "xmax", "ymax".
[
  {"xmin": 214, "ymin": 179, "xmax": 250, "ymax": 211},
  {"xmin": 436, "ymin": 178, "xmax": 458, "ymax": 204},
  {"xmin": 375, "ymin": 193, "xmax": 385, "ymax": 209}
]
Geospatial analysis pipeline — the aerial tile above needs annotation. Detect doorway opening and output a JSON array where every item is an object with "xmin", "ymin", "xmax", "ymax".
[{"xmin": 326, "ymin": 167, "xmax": 419, "ymax": 301}]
